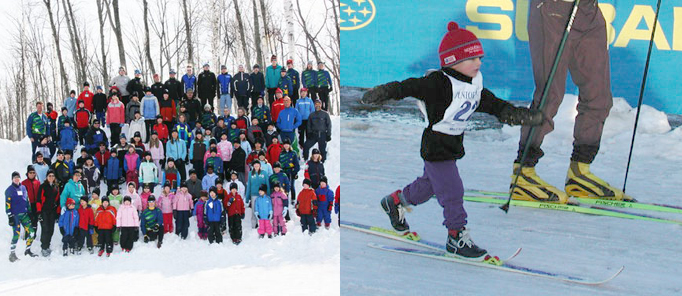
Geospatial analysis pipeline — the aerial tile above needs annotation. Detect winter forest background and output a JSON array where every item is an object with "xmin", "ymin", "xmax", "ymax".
[{"xmin": 0, "ymin": 0, "xmax": 340, "ymax": 141}]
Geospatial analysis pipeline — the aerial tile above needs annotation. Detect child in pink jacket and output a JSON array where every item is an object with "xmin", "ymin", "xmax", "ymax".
[
  {"xmin": 157, "ymin": 182, "xmax": 175, "ymax": 234},
  {"xmin": 140, "ymin": 184, "xmax": 153, "ymax": 210},
  {"xmin": 270, "ymin": 182, "xmax": 289, "ymax": 236},
  {"xmin": 116, "ymin": 196, "xmax": 140, "ymax": 252},
  {"xmin": 172, "ymin": 182, "xmax": 194, "ymax": 239},
  {"xmin": 193, "ymin": 191, "xmax": 209, "ymax": 240},
  {"xmin": 125, "ymin": 182, "xmax": 143, "ymax": 212}
]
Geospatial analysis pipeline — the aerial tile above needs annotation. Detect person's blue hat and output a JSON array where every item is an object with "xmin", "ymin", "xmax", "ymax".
[
  {"xmin": 134, "ymin": 69, "xmax": 141, "ymax": 75},
  {"xmin": 203, "ymin": 63, "xmax": 209, "ymax": 68},
  {"xmin": 169, "ymin": 69, "xmax": 176, "ymax": 74}
]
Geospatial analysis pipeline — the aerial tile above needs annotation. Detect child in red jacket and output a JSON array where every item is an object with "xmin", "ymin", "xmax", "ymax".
[
  {"xmin": 76, "ymin": 197, "xmax": 95, "ymax": 254},
  {"xmin": 225, "ymin": 183, "xmax": 245, "ymax": 244}
]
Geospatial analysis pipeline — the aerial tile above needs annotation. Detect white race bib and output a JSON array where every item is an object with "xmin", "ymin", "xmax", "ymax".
[
  {"xmin": 430, "ymin": 72, "xmax": 483, "ymax": 136},
  {"xmin": 17, "ymin": 190, "xmax": 22, "ymax": 196}
]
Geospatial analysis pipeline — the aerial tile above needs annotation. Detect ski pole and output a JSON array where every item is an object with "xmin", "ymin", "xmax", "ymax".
[
  {"xmin": 501, "ymin": 0, "xmax": 581, "ymax": 213},
  {"xmin": 622, "ymin": 0, "xmax": 661, "ymax": 194}
]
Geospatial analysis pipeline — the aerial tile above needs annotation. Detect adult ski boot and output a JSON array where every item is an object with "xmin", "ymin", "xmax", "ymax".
[
  {"xmin": 380, "ymin": 190, "xmax": 419, "ymax": 240},
  {"xmin": 24, "ymin": 249, "xmax": 38, "ymax": 258},
  {"xmin": 445, "ymin": 228, "xmax": 493, "ymax": 263},
  {"xmin": 510, "ymin": 164, "xmax": 569, "ymax": 204},
  {"xmin": 9, "ymin": 252, "xmax": 19, "ymax": 262},
  {"xmin": 41, "ymin": 249, "xmax": 51, "ymax": 257},
  {"xmin": 106, "ymin": 252, "xmax": 111, "ymax": 257},
  {"xmin": 565, "ymin": 161, "xmax": 636, "ymax": 201}
]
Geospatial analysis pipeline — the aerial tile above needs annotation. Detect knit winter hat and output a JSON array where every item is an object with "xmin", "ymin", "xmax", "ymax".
[
  {"xmin": 273, "ymin": 162, "xmax": 281, "ymax": 169},
  {"xmin": 320, "ymin": 176, "xmax": 328, "ymax": 184},
  {"xmin": 101, "ymin": 196, "xmax": 110, "ymax": 204},
  {"xmin": 438, "ymin": 22, "xmax": 484, "ymax": 68},
  {"xmin": 80, "ymin": 196, "xmax": 88, "ymax": 203},
  {"xmin": 258, "ymin": 184, "xmax": 267, "ymax": 192},
  {"xmin": 209, "ymin": 186, "xmax": 217, "ymax": 195},
  {"xmin": 303, "ymin": 178, "xmax": 312, "ymax": 187},
  {"xmin": 275, "ymin": 88, "xmax": 283, "ymax": 94},
  {"xmin": 123, "ymin": 196, "xmax": 131, "ymax": 203},
  {"xmin": 229, "ymin": 183, "xmax": 238, "ymax": 190},
  {"xmin": 11, "ymin": 171, "xmax": 20, "ymax": 179},
  {"xmin": 66, "ymin": 198, "xmax": 76, "ymax": 206},
  {"xmin": 147, "ymin": 195, "xmax": 156, "ymax": 202}
]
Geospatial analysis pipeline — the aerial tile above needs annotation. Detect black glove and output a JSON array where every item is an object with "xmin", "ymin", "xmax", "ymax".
[
  {"xmin": 294, "ymin": 174, "xmax": 299, "ymax": 180},
  {"xmin": 360, "ymin": 82, "xmax": 399, "ymax": 105},
  {"xmin": 38, "ymin": 214, "xmax": 44, "ymax": 223},
  {"xmin": 498, "ymin": 106, "xmax": 544, "ymax": 126},
  {"xmin": 240, "ymin": 214, "xmax": 245, "ymax": 220},
  {"xmin": 326, "ymin": 135, "xmax": 331, "ymax": 142},
  {"xmin": 144, "ymin": 235, "xmax": 149, "ymax": 243},
  {"xmin": 153, "ymin": 225, "xmax": 159, "ymax": 232},
  {"xmin": 7, "ymin": 214, "xmax": 15, "ymax": 227}
]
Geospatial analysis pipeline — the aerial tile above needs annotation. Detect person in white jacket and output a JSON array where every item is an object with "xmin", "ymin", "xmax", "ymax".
[
  {"xmin": 226, "ymin": 171, "xmax": 245, "ymax": 198},
  {"xmin": 127, "ymin": 112, "xmax": 147, "ymax": 144}
]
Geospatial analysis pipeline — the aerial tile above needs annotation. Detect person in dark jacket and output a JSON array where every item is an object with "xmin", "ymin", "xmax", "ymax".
[
  {"xmin": 303, "ymin": 100, "xmax": 332, "ymax": 162},
  {"xmin": 286, "ymin": 59, "xmax": 300, "ymax": 105},
  {"xmin": 51, "ymin": 151, "xmax": 71, "ymax": 190},
  {"xmin": 151, "ymin": 74, "xmax": 165, "ymax": 104},
  {"xmin": 186, "ymin": 169, "xmax": 203, "ymax": 204},
  {"xmin": 93, "ymin": 86, "xmax": 108, "ymax": 124},
  {"xmin": 301, "ymin": 61, "xmax": 318, "ymax": 101},
  {"xmin": 316, "ymin": 62, "xmax": 333, "ymax": 111},
  {"xmin": 104, "ymin": 150, "xmax": 122, "ymax": 195},
  {"xmin": 217, "ymin": 65, "xmax": 233, "ymax": 113},
  {"xmin": 181, "ymin": 89, "xmax": 202, "ymax": 127},
  {"xmin": 249, "ymin": 64, "xmax": 266, "ymax": 108},
  {"xmin": 228, "ymin": 140, "xmax": 246, "ymax": 184},
  {"xmin": 164, "ymin": 69, "xmax": 184, "ymax": 103},
  {"xmin": 231, "ymin": 65, "xmax": 252, "ymax": 111},
  {"xmin": 84, "ymin": 120, "xmax": 109, "ymax": 155},
  {"xmin": 360, "ymin": 21, "xmax": 543, "ymax": 260},
  {"xmin": 126, "ymin": 69, "xmax": 145, "ymax": 100},
  {"xmin": 37, "ymin": 170, "xmax": 60, "ymax": 256},
  {"xmin": 197, "ymin": 63, "xmax": 217, "ymax": 109},
  {"xmin": 277, "ymin": 68, "xmax": 293, "ymax": 97}
]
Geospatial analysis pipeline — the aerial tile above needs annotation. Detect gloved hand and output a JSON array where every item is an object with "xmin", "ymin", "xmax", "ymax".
[
  {"xmin": 38, "ymin": 214, "xmax": 44, "ymax": 223},
  {"xmin": 240, "ymin": 214, "xmax": 245, "ymax": 220},
  {"xmin": 268, "ymin": 211, "xmax": 273, "ymax": 220},
  {"xmin": 153, "ymin": 225, "xmax": 159, "ymax": 232},
  {"xmin": 328, "ymin": 204, "xmax": 333, "ymax": 213},
  {"xmin": 326, "ymin": 135, "xmax": 331, "ymax": 142},
  {"xmin": 8, "ymin": 214, "xmax": 15, "ymax": 227},
  {"xmin": 144, "ymin": 235, "xmax": 149, "ymax": 243},
  {"xmin": 360, "ymin": 82, "xmax": 399, "ymax": 105},
  {"xmin": 89, "ymin": 226, "xmax": 94, "ymax": 235},
  {"xmin": 294, "ymin": 174, "xmax": 299, "ymax": 180},
  {"xmin": 498, "ymin": 106, "xmax": 544, "ymax": 126}
]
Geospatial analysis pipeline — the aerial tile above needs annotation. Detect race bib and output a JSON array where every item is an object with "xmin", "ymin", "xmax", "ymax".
[
  {"xmin": 208, "ymin": 202, "xmax": 213, "ymax": 209},
  {"xmin": 17, "ymin": 190, "xmax": 23, "ymax": 196},
  {"xmin": 431, "ymin": 72, "xmax": 483, "ymax": 136},
  {"xmin": 96, "ymin": 131, "xmax": 101, "ymax": 135}
]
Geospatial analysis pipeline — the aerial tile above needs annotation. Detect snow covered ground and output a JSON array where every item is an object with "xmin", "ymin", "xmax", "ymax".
[
  {"xmin": 0, "ymin": 117, "xmax": 340, "ymax": 296},
  {"xmin": 341, "ymin": 91, "xmax": 682, "ymax": 295}
]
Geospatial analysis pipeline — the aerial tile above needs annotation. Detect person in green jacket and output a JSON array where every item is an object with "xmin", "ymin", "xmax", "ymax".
[
  {"xmin": 265, "ymin": 55, "xmax": 283, "ymax": 106},
  {"xmin": 107, "ymin": 187, "xmax": 123, "ymax": 242},
  {"xmin": 60, "ymin": 172, "xmax": 85, "ymax": 213}
]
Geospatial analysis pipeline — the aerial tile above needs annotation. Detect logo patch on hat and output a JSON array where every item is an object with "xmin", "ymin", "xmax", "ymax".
[{"xmin": 444, "ymin": 55, "xmax": 457, "ymax": 65}]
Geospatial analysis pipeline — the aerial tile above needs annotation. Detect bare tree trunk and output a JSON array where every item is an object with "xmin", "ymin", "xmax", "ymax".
[
  {"xmin": 105, "ymin": 0, "xmax": 126, "ymax": 68},
  {"xmin": 182, "ymin": 0, "xmax": 194, "ymax": 64},
  {"xmin": 258, "ymin": 0, "xmax": 271, "ymax": 54},
  {"xmin": 62, "ymin": 0, "xmax": 84, "ymax": 84},
  {"xmin": 251, "ymin": 0, "xmax": 264, "ymax": 68},
  {"xmin": 233, "ymin": 0, "xmax": 251, "ymax": 71},
  {"xmin": 143, "ymin": 0, "xmax": 156, "ymax": 75},
  {"xmin": 42, "ymin": 0, "xmax": 69, "ymax": 94},
  {"xmin": 211, "ymin": 0, "xmax": 221, "ymax": 70},
  {"xmin": 285, "ymin": 0, "xmax": 295, "ymax": 60},
  {"xmin": 97, "ymin": 0, "xmax": 109, "ymax": 86}
]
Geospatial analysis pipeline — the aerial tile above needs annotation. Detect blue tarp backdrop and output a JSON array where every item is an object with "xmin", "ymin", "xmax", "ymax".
[{"xmin": 340, "ymin": 0, "xmax": 681, "ymax": 114}]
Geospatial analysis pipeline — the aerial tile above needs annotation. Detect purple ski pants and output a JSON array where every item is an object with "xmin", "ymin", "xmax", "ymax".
[{"xmin": 402, "ymin": 160, "xmax": 467, "ymax": 230}]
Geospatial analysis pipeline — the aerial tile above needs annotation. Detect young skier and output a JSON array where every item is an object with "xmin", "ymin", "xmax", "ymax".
[
  {"xmin": 76, "ymin": 197, "xmax": 95, "ymax": 254},
  {"xmin": 193, "ymin": 191, "xmax": 209, "ymax": 240},
  {"xmin": 58, "ymin": 198, "xmax": 79, "ymax": 256},
  {"xmin": 94, "ymin": 196, "xmax": 116, "ymax": 257},
  {"xmin": 296, "ymin": 179, "xmax": 317, "ymax": 235},
  {"xmin": 173, "ymin": 182, "xmax": 193, "ymax": 239},
  {"xmin": 254, "ymin": 184, "xmax": 273, "ymax": 238},
  {"xmin": 37, "ymin": 170, "xmax": 60, "ymax": 257},
  {"xmin": 116, "ymin": 196, "xmax": 140, "ymax": 252},
  {"xmin": 205, "ymin": 187, "xmax": 224, "ymax": 244},
  {"xmin": 157, "ymin": 182, "xmax": 175, "ymax": 234},
  {"xmin": 315, "ymin": 177, "xmax": 334, "ymax": 230},
  {"xmin": 270, "ymin": 182, "xmax": 288, "ymax": 236},
  {"xmin": 140, "ymin": 196, "xmax": 164, "ymax": 248},
  {"xmin": 225, "ymin": 183, "xmax": 245, "ymax": 244},
  {"xmin": 361, "ymin": 22, "xmax": 543, "ymax": 260}
]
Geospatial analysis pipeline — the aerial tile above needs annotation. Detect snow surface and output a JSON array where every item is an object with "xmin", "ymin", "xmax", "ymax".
[
  {"xmin": 341, "ymin": 94, "xmax": 682, "ymax": 295},
  {"xmin": 0, "ymin": 117, "xmax": 340, "ymax": 296}
]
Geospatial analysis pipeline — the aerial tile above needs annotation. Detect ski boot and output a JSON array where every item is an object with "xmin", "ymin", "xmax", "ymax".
[
  {"xmin": 232, "ymin": 239, "xmax": 241, "ymax": 245},
  {"xmin": 24, "ymin": 249, "xmax": 38, "ymax": 258},
  {"xmin": 259, "ymin": 234, "xmax": 265, "ymax": 239},
  {"xmin": 124, "ymin": 249, "xmax": 130, "ymax": 253},
  {"xmin": 267, "ymin": 234, "xmax": 272, "ymax": 239},
  {"xmin": 106, "ymin": 252, "xmax": 111, "ymax": 257},
  {"xmin": 88, "ymin": 247, "xmax": 94, "ymax": 255},
  {"xmin": 41, "ymin": 249, "xmax": 51, "ymax": 257},
  {"xmin": 325, "ymin": 223, "xmax": 330, "ymax": 230},
  {"xmin": 510, "ymin": 164, "xmax": 569, "ymax": 204},
  {"xmin": 565, "ymin": 161, "xmax": 636, "ymax": 201},
  {"xmin": 380, "ymin": 190, "xmax": 419, "ymax": 240},
  {"xmin": 9, "ymin": 252, "xmax": 18, "ymax": 262},
  {"xmin": 70, "ymin": 248, "xmax": 75, "ymax": 255},
  {"xmin": 445, "ymin": 227, "xmax": 495, "ymax": 263},
  {"xmin": 63, "ymin": 249, "xmax": 68, "ymax": 257},
  {"xmin": 98, "ymin": 249, "xmax": 105, "ymax": 257},
  {"xmin": 157, "ymin": 240, "xmax": 162, "ymax": 249},
  {"xmin": 76, "ymin": 247, "xmax": 82, "ymax": 255}
]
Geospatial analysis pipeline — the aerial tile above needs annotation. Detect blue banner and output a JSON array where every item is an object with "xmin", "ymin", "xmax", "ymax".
[{"xmin": 340, "ymin": 0, "xmax": 681, "ymax": 114}]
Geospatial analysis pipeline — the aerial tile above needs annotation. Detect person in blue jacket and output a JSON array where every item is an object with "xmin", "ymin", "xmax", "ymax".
[
  {"xmin": 295, "ymin": 88, "xmax": 315, "ymax": 145},
  {"xmin": 205, "ymin": 187, "xmax": 224, "ymax": 244},
  {"xmin": 276, "ymin": 97, "xmax": 301, "ymax": 144},
  {"xmin": 58, "ymin": 120, "xmax": 78, "ymax": 153},
  {"xmin": 245, "ymin": 161, "xmax": 270, "ymax": 228},
  {"xmin": 286, "ymin": 59, "xmax": 300, "ymax": 104},
  {"xmin": 217, "ymin": 65, "xmax": 233, "ymax": 113},
  {"xmin": 141, "ymin": 87, "xmax": 160, "ymax": 141},
  {"xmin": 166, "ymin": 130, "xmax": 188, "ymax": 181},
  {"xmin": 63, "ymin": 90, "xmax": 77, "ymax": 119},
  {"xmin": 84, "ymin": 119, "xmax": 109, "ymax": 155},
  {"xmin": 181, "ymin": 65, "xmax": 196, "ymax": 93},
  {"xmin": 253, "ymin": 184, "xmax": 273, "ymax": 238},
  {"xmin": 277, "ymin": 68, "xmax": 293, "ymax": 97},
  {"xmin": 6, "ymin": 172, "xmax": 38, "ymax": 261},
  {"xmin": 104, "ymin": 150, "xmax": 122, "ymax": 195},
  {"xmin": 58, "ymin": 197, "xmax": 79, "ymax": 256},
  {"xmin": 265, "ymin": 55, "xmax": 283, "ymax": 105},
  {"xmin": 314, "ymin": 177, "xmax": 334, "ymax": 229}
]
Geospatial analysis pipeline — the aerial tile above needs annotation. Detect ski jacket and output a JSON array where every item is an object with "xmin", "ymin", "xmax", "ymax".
[
  {"xmin": 231, "ymin": 72, "xmax": 251, "ymax": 96},
  {"xmin": 174, "ymin": 122, "xmax": 193, "ymax": 143},
  {"xmin": 126, "ymin": 77, "xmax": 144, "ymax": 98},
  {"xmin": 161, "ymin": 169, "xmax": 181, "ymax": 191},
  {"xmin": 153, "ymin": 124, "xmax": 169, "ymax": 142},
  {"xmin": 202, "ymin": 173, "xmax": 219, "ymax": 191},
  {"xmin": 85, "ymin": 127, "xmax": 109, "ymax": 151},
  {"xmin": 123, "ymin": 153, "xmax": 141, "ymax": 173},
  {"xmin": 173, "ymin": 191, "xmax": 193, "ymax": 211},
  {"xmin": 159, "ymin": 98, "xmax": 176, "ymax": 123},
  {"xmin": 128, "ymin": 118, "xmax": 147, "ymax": 142},
  {"xmin": 229, "ymin": 148, "xmax": 246, "ymax": 173},
  {"xmin": 277, "ymin": 75, "xmax": 293, "ymax": 96},
  {"xmin": 287, "ymin": 68, "xmax": 300, "ymax": 91},
  {"xmin": 254, "ymin": 194, "xmax": 273, "ymax": 219},
  {"xmin": 307, "ymin": 110, "xmax": 332, "ymax": 135},
  {"xmin": 95, "ymin": 205, "xmax": 117, "ymax": 230},
  {"xmin": 138, "ymin": 161, "xmax": 158, "ymax": 184},
  {"xmin": 295, "ymin": 97, "xmax": 315, "ymax": 120},
  {"xmin": 33, "ymin": 163, "xmax": 50, "ymax": 184},
  {"xmin": 205, "ymin": 197, "xmax": 223, "ymax": 222},
  {"xmin": 125, "ymin": 100, "xmax": 141, "ymax": 124},
  {"xmin": 163, "ymin": 78, "xmax": 183, "ymax": 101},
  {"xmin": 146, "ymin": 142, "xmax": 165, "ymax": 160},
  {"xmin": 305, "ymin": 160, "xmax": 325, "ymax": 189},
  {"xmin": 225, "ymin": 193, "xmax": 245, "ymax": 217},
  {"xmin": 270, "ymin": 191, "xmax": 288, "ymax": 216},
  {"xmin": 279, "ymin": 150, "xmax": 300, "ymax": 175},
  {"xmin": 249, "ymin": 71, "xmax": 265, "ymax": 93},
  {"xmin": 75, "ymin": 108, "xmax": 92, "ymax": 129},
  {"xmin": 165, "ymin": 139, "xmax": 187, "ymax": 161},
  {"xmin": 271, "ymin": 98, "xmax": 285, "ymax": 124},
  {"xmin": 193, "ymin": 200, "xmax": 206, "ymax": 227},
  {"xmin": 110, "ymin": 75, "xmax": 131, "ymax": 96},
  {"xmin": 296, "ymin": 188, "xmax": 317, "ymax": 215},
  {"xmin": 217, "ymin": 73, "xmax": 232, "ymax": 95},
  {"xmin": 301, "ymin": 69, "xmax": 317, "ymax": 89},
  {"xmin": 265, "ymin": 65, "xmax": 282, "ymax": 88},
  {"xmin": 93, "ymin": 93, "xmax": 108, "ymax": 112},
  {"xmin": 140, "ymin": 207, "xmax": 163, "ymax": 234},
  {"xmin": 266, "ymin": 143, "xmax": 282, "ymax": 165},
  {"xmin": 37, "ymin": 181, "xmax": 60, "ymax": 214},
  {"xmin": 58, "ymin": 208, "xmax": 79, "ymax": 236},
  {"xmin": 77, "ymin": 205, "xmax": 95, "ymax": 230},
  {"xmin": 94, "ymin": 150, "xmax": 111, "ymax": 170},
  {"xmin": 245, "ymin": 170, "xmax": 270, "ymax": 202},
  {"xmin": 116, "ymin": 203, "xmax": 139, "ymax": 227},
  {"xmin": 251, "ymin": 104, "xmax": 271, "ymax": 125},
  {"xmin": 189, "ymin": 139, "xmax": 207, "ymax": 161},
  {"xmin": 181, "ymin": 74, "xmax": 197, "ymax": 93},
  {"xmin": 104, "ymin": 157, "xmax": 122, "ymax": 180},
  {"xmin": 316, "ymin": 70, "xmax": 332, "ymax": 88},
  {"xmin": 63, "ymin": 96, "xmax": 78, "ymax": 118},
  {"xmin": 26, "ymin": 111, "xmax": 49, "ymax": 138},
  {"xmin": 5, "ymin": 183, "xmax": 29, "ymax": 215},
  {"xmin": 269, "ymin": 171, "xmax": 291, "ymax": 193},
  {"xmin": 78, "ymin": 90, "xmax": 94, "ymax": 112},
  {"xmin": 157, "ymin": 193, "xmax": 174, "ymax": 214},
  {"xmin": 197, "ymin": 70, "xmax": 217, "ymax": 99},
  {"xmin": 60, "ymin": 179, "xmax": 85, "ymax": 209},
  {"xmin": 217, "ymin": 140, "xmax": 233, "ymax": 161},
  {"xmin": 58, "ymin": 126, "xmax": 78, "ymax": 152},
  {"xmin": 276, "ymin": 107, "xmax": 302, "ymax": 132},
  {"xmin": 141, "ymin": 95, "xmax": 160, "ymax": 120},
  {"xmin": 151, "ymin": 82, "xmax": 165, "ymax": 101}
]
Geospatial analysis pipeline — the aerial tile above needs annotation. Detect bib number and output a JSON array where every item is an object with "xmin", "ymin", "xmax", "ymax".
[{"xmin": 452, "ymin": 101, "xmax": 479, "ymax": 122}]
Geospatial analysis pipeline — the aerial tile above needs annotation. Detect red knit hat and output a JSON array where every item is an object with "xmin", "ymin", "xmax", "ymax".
[
  {"xmin": 66, "ymin": 198, "xmax": 75, "ymax": 206},
  {"xmin": 275, "ymin": 88, "xmax": 283, "ymax": 94},
  {"xmin": 439, "ymin": 22, "xmax": 484, "ymax": 68}
]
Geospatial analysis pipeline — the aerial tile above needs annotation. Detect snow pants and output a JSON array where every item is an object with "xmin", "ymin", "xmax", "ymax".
[
  {"xmin": 120, "ymin": 227, "xmax": 136, "ymax": 250},
  {"xmin": 228, "ymin": 215, "xmax": 242, "ymax": 241},
  {"xmin": 207, "ymin": 221, "xmax": 222, "ymax": 244},
  {"xmin": 40, "ymin": 211, "xmax": 57, "ymax": 250},
  {"xmin": 97, "ymin": 228, "xmax": 113, "ymax": 254},
  {"xmin": 257, "ymin": 219, "xmax": 273, "ymax": 236},
  {"xmin": 402, "ymin": 160, "xmax": 466, "ymax": 230},
  {"xmin": 299, "ymin": 214, "xmax": 316, "ymax": 234},
  {"xmin": 61, "ymin": 234, "xmax": 76, "ymax": 250},
  {"xmin": 10, "ymin": 213, "xmax": 34, "ymax": 252},
  {"xmin": 175, "ymin": 210, "xmax": 190, "ymax": 239},
  {"xmin": 316, "ymin": 201, "xmax": 331, "ymax": 225},
  {"xmin": 163, "ymin": 213, "xmax": 174, "ymax": 233},
  {"xmin": 75, "ymin": 228, "xmax": 93, "ymax": 250},
  {"xmin": 272, "ymin": 214, "xmax": 287, "ymax": 234},
  {"xmin": 518, "ymin": 0, "xmax": 612, "ymax": 166}
]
